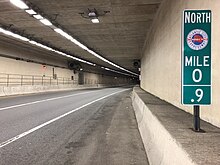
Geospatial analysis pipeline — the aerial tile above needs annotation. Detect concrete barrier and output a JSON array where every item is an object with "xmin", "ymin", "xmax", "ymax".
[
  {"xmin": 0, "ymin": 84, "xmax": 128, "ymax": 97},
  {"xmin": 0, "ymin": 86, "xmax": 5, "ymax": 97},
  {"xmin": 0, "ymin": 85, "xmax": 86, "ymax": 97},
  {"xmin": 131, "ymin": 88, "xmax": 195, "ymax": 165}
]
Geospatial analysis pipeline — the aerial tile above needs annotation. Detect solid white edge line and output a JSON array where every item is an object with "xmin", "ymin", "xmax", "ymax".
[
  {"xmin": 0, "ymin": 90, "xmax": 99, "ymax": 111},
  {"xmin": 0, "ymin": 88, "xmax": 129, "ymax": 148}
]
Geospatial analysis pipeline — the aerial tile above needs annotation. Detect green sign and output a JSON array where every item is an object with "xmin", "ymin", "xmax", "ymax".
[{"xmin": 182, "ymin": 10, "xmax": 211, "ymax": 105}]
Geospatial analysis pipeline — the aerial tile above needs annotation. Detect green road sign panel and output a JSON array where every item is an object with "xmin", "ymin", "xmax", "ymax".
[
  {"xmin": 183, "ymin": 86, "xmax": 211, "ymax": 105},
  {"xmin": 182, "ymin": 10, "xmax": 211, "ymax": 105}
]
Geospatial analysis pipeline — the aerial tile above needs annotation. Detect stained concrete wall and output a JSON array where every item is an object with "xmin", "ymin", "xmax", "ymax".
[
  {"xmin": 82, "ymin": 72, "xmax": 130, "ymax": 85},
  {"xmin": 0, "ymin": 37, "xmax": 130, "ymax": 96},
  {"xmin": 0, "ymin": 38, "xmax": 68, "ymax": 68},
  {"xmin": 0, "ymin": 56, "xmax": 75, "ymax": 78},
  {"xmin": 141, "ymin": 0, "xmax": 220, "ymax": 127}
]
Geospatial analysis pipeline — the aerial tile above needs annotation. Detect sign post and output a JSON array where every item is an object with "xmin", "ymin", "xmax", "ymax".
[
  {"xmin": 182, "ymin": 10, "xmax": 211, "ymax": 132},
  {"xmin": 193, "ymin": 105, "xmax": 200, "ymax": 131}
]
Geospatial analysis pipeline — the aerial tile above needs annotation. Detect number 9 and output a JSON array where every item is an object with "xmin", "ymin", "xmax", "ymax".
[{"xmin": 195, "ymin": 89, "xmax": 203, "ymax": 102}]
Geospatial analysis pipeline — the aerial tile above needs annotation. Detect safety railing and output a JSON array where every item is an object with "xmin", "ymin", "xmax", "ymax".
[{"xmin": 0, "ymin": 73, "xmax": 78, "ymax": 86}]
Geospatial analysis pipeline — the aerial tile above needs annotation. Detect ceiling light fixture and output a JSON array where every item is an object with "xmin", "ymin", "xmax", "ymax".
[
  {"xmin": 91, "ymin": 18, "xmax": 99, "ymax": 24},
  {"xmin": 10, "ymin": 0, "xmax": 28, "ymax": 9},
  {"xmin": 88, "ymin": 11, "xmax": 99, "ymax": 23},
  {"xmin": 80, "ymin": 9, "xmax": 109, "ymax": 24},
  {"xmin": 25, "ymin": 9, "xmax": 37, "ymax": 15}
]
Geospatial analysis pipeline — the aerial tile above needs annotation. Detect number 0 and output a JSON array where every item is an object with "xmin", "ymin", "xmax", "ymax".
[{"xmin": 192, "ymin": 69, "xmax": 202, "ymax": 82}]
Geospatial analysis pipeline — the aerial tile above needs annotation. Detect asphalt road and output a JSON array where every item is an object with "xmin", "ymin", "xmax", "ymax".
[{"xmin": 0, "ymin": 87, "xmax": 148, "ymax": 165}]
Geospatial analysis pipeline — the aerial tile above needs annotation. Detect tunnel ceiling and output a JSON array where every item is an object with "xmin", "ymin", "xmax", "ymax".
[{"xmin": 0, "ymin": 0, "xmax": 162, "ymax": 75}]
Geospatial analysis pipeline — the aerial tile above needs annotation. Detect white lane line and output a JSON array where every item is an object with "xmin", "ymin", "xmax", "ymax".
[
  {"xmin": 0, "ymin": 90, "xmax": 99, "ymax": 111},
  {"xmin": 0, "ymin": 88, "xmax": 129, "ymax": 148}
]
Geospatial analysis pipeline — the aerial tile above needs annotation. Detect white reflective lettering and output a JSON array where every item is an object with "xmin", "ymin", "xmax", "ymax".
[
  {"xmin": 204, "ymin": 56, "xmax": 209, "ymax": 66},
  {"xmin": 185, "ymin": 11, "xmax": 211, "ymax": 23},
  {"xmin": 185, "ymin": 12, "xmax": 191, "ymax": 23},
  {"xmin": 195, "ymin": 89, "xmax": 203, "ymax": 102},
  {"xmin": 206, "ymin": 12, "xmax": 211, "ymax": 23},
  {"xmin": 192, "ymin": 69, "xmax": 202, "ymax": 82},
  {"xmin": 197, "ymin": 13, "xmax": 201, "ymax": 23},
  {"xmin": 196, "ymin": 56, "xmax": 202, "ymax": 66},
  {"xmin": 201, "ymin": 13, "xmax": 206, "ymax": 22},
  {"xmin": 191, "ymin": 13, "xmax": 196, "ymax": 23},
  {"xmin": 185, "ymin": 56, "xmax": 192, "ymax": 66}
]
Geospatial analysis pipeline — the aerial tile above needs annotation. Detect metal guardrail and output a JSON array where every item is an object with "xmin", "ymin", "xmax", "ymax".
[{"xmin": 0, "ymin": 73, "xmax": 78, "ymax": 86}]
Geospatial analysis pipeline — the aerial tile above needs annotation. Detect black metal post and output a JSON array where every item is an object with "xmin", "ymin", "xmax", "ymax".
[{"xmin": 193, "ymin": 105, "xmax": 200, "ymax": 132}]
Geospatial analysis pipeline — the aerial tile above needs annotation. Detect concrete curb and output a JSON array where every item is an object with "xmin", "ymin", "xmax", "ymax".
[{"xmin": 131, "ymin": 89, "xmax": 195, "ymax": 165}]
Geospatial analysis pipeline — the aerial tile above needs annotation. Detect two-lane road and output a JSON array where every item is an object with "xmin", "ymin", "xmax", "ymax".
[{"xmin": 0, "ymin": 87, "xmax": 148, "ymax": 165}]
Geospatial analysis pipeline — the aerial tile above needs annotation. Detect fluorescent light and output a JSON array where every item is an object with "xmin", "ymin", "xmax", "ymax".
[
  {"xmin": 91, "ymin": 18, "xmax": 99, "ymax": 23},
  {"xmin": 29, "ymin": 40, "xmax": 37, "ymax": 45},
  {"xmin": 29, "ymin": 41, "xmax": 52, "ymax": 50},
  {"xmin": 0, "ymin": 28, "xmax": 13, "ymax": 36},
  {"xmin": 87, "ymin": 49, "xmax": 108, "ymax": 62},
  {"xmin": 25, "ymin": 9, "xmax": 37, "ymax": 15},
  {"xmin": 0, "ymin": 27, "xmax": 29, "ymax": 42},
  {"xmin": 54, "ymin": 27, "xmax": 138, "ymax": 76},
  {"xmin": 102, "ymin": 67, "xmax": 131, "ymax": 76},
  {"xmin": 54, "ymin": 50, "xmax": 67, "ymax": 56},
  {"xmin": 0, "ymin": 27, "xmax": 5, "ymax": 33},
  {"xmin": 54, "ymin": 28, "xmax": 73, "ymax": 40},
  {"xmin": 28, "ymin": 39, "xmax": 96, "ymax": 66},
  {"xmin": 56, "ymin": 28, "xmax": 138, "ymax": 76},
  {"xmin": 86, "ymin": 48, "xmax": 138, "ymax": 76},
  {"xmin": 54, "ymin": 28, "xmax": 88, "ymax": 50},
  {"xmin": 70, "ymin": 38, "xmax": 88, "ymax": 50},
  {"xmin": 10, "ymin": 0, "xmax": 28, "ymax": 9},
  {"xmin": 0, "ymin": 27, "xmax": 96, "ymax": 67},
  {"xmin": 8, "ymin": 0, "xmax": 137, "ymax": 76},
  {"xmin": 54, "ymin": 28, "xmax": 63, "ymax": 34},
  {"xmin": 40, "ymin": 19, "xmax": 52, "ymax": 26},
  {"xmin": 12, "ymin": 33, "xmax": 29, "ymax": 41},
  {"xmin": 33, "ymin": 14, "xmax": 43, "ymax": 20}
]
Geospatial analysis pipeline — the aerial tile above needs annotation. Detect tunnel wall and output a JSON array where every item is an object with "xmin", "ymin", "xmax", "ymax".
[
  {"xmin": 0, "ymin": 56, "xmax": 75, "ymax": 79},
  {"xmin": 0, "ymin": 39, "xmax": 130, "ymax": 96},
  {"xmin": 0, "ymin": 38, "xmax": 68, "ymax": 68},
  {"xmin": 82, "ymin": 72, "xmax": 129, "ymax": 85},
  {"xmin": 141, "ymin": 0, "xmax": 220, "ymax": 127},
  {"xmin": 0, "ymin": 55, "xmax": 129, "ymax": 86}
]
